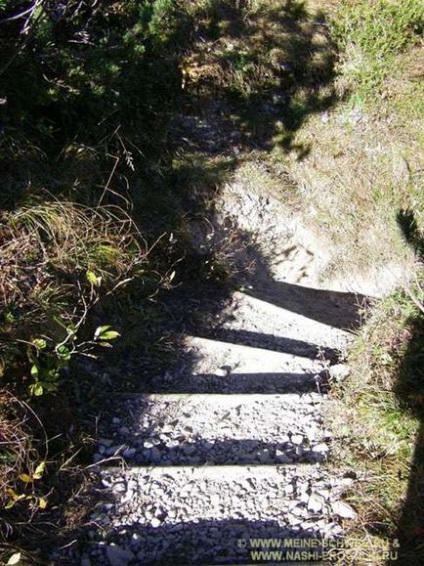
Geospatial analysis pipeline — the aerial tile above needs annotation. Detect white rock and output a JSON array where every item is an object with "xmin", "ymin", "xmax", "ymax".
[
  {"xmin": 307, "ymin": 493, "xmax": 325, "ymax": 513},
  {"xmin": 301, "ymin": 490, "xmax": 309, "ymax": 504},
  {"xmin": 313, "ymin": 442, "xmax": 329, "ymax": 453},
  {"xmin": 276, "ymin": 450, "xmax": 292, "ymax": 464},
  {"xmin": 112, "ymin": 482, "xmax": 126, "ymax": 494},
  {"xmin": 331, "ymin": 500, "xmax": 357, "ymax": 519},
  {"xmin": 291, "ymin": 504, "xmax": 306, "ymax": 517},
  {"xmin": 329, "ymin": 364, "xmax": 351, "ymax": 382},
  {"xmin": 151, "ymin": 517, "xmax": 162, "ymax": 528}
]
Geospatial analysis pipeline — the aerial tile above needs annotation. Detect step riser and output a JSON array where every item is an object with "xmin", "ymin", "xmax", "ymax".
[
  {"xmin": 195, "ymin": 328, "xmax": 342, "ymax": 363},
  {"xmin": 147, "ymin": 372, "xmax": 324, "ymax": 395},
  {"xmin": 97, "ymin": 438, "xmax": 329, "ymax": 467}
]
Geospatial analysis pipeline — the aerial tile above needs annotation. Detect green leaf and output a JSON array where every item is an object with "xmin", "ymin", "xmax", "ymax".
[
  {"xmin": 86, "ymin": 270, "xmax": 97, "ymax": 285},
  {"xmin": 98, "ymin": 330, "xmax": 120, "ymax": 341},
  {"xmin": 5, "ymin": 311, "xmax": 16, "ymax": 323},
  {"xmin": 19, "ymin": 473, "xmax": 33, "ymax": 483},
  {"xmin": 6, "ymin": 489, "xmax": 25, "ymax": 508},
  {"xmin": 32, "ymin": 337, "xmax": 47, "ymax": 350},
  {"xmin": 38, "ymin": 496, "xmax": 47, "ymax": 509},
  {"xmin": 33, "ymin": 461, "xmax": 45, "ymax": 479},
  {"xmin": 6, "ymin": 488, "xmax": 20, "ymax": 501},
  {"xmin": 30, "ymin": 364, "xmax": 39, "ymax": 378},
  {"xmin": 42, "ymin": 380, "xmax": 58, "ymax": 392},
  {"xmin": 94, "ymin": 324, "xmax": 111, "ymax": 339},
  {"xmin": 56, "ymin": 344, "xmax": 71, "ymax": 360},
  {"xmin": 29, "ymin": 383, "xmax": 44, "ymax": 396},
  {"xmin": 94, "ymin": 325, "xmax": 120, "ymax": 341},
  {"xmin": 7, "ymin": 552, "xmax": 22, "ymax": 565},
  {"xmin": 86, "ymin": 270, "xmax": 101, "ymax": 286}
]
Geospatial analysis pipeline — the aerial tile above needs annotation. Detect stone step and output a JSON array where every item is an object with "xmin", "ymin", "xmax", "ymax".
[
  {"xmin": 163, "ymin": 335, "xmax": 327, "ymax": 395},
  {"xmin": 215, "ymin": 291, "xmax": 354, "ymax": 354},
  {"xmin": 238, "ymin": 283, "xmax": 366, "ymax": 333},
  {"xmin": 85, "ymin": 464, "xmax": 355, "ymax": 565},
  {"xmin": 96, "ymin": 392, "xmax": 329, "ymax": 466}
]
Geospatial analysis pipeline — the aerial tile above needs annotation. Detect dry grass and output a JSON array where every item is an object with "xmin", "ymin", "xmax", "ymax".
[
  {"xmin": 0, "ymin": 199, "xmax": 146, "ymax": 333},
  {"xmin": 265, "ymin": 43, "xmax": 423, "ymax": 293},
  {"xmin": 177, "ymin": 1, "xmax": 423, "ymax": 294},
  {"xmin": 280, "ymin": 105, "xmax": 418, "ymax": 281},
  {"xmin": 0, "ymin": 391, "xmax": 48, "ymax": 542}
]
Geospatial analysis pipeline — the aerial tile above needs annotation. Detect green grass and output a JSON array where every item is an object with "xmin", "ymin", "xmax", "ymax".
[
  {"xmin": 331, "ymin": 0, "xmax": 424, "ymax": 96},
  {"xmin": 331, "ymin": 272, "xmax": 424, "ymax": 563}
]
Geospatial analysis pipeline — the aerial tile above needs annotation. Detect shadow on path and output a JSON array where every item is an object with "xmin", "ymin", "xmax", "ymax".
[
  {"xmin": 243, "ymin": 280, "xmax": 368, "ymax": 331},
  {"xmin": 193, "ymin": 327, "xmax": 341, "ymax": 362},
  {"xmin": 34, "ymin": 2, "xmax": 363, "ymax": 563}
]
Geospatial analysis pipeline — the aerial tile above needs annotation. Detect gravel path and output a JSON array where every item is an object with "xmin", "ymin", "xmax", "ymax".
[
  {"xmin": 59, "ymin": 145, "xmax": 366, "ymax": 565},
  {"xmin": 63, "ymin": 270, "xmax": 361, "ymax": 565}
]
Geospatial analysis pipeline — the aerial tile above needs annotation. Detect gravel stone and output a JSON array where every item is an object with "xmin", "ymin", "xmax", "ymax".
[
  {"xmin": 122, "ymin": 448, "xmax": 137, "ymax": 459},
  {"xmin": 308, "ymin": 493, "xmax": 325, "ymax": 513},
  {"xmin": 150, "ymin": 447, "xmax": 162, "ymax": 462},
  {"xmin": 150, "ymin": 518, "xmax": 162, "ymax": 528}
]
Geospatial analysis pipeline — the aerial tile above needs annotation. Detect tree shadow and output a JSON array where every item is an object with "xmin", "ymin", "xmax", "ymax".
[
  {"xmin": 389, "ymin": 209, "xmax": 424, "ymax": 564},
  {"xmin": 171, "ymin": 0, "xmax": 336, "ymax": 190}
]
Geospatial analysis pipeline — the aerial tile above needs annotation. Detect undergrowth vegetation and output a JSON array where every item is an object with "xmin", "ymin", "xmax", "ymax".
[
  {"xmin": 0, "ymin": 0, "xmax": 189, "ymax": 561},
  {"xmin": 0, "ymin": 0, "xmax": 423, "ymax": 563},
  {"xmin": 322, "ymin": 1, "xmax": 424, "ymax": 563}
]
